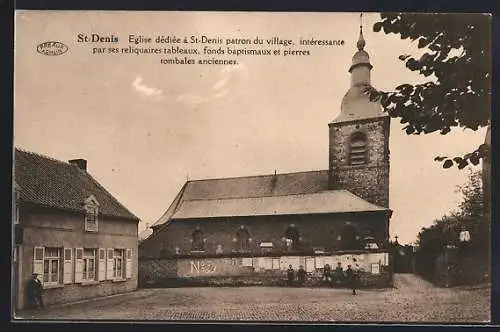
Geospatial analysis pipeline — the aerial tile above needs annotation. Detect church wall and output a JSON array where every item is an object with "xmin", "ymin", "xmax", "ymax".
[
  {"xmin": 139, "ymin": 212, "xmax": 389, "ymax": 258},
  {"xmin": 138, "ymin": 251, "xmax": 392, "ymax": 288},
  {"xmin": 329, "ymin": 116, "xmax": 390, "ymax": 208}
]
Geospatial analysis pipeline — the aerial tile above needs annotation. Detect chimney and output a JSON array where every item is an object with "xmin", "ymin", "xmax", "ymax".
[{"xmin": 69, "ymin": 159, "xmax": 87, "ymax": 171}]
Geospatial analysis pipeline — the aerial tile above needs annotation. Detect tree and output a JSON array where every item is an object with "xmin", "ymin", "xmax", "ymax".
[
  {"xmin": 370, "ymin": 13, "xmax": 491, "ymax": 169},
  {"xmin": 456, "ymin": 169, "xmax": 483, "ymax": 218},
  {"xmin": 416, "ymin": 169, "xmax": 489, "ymax": 253}
]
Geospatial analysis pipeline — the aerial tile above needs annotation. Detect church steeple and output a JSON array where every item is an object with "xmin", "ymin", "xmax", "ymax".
[
  {"xmin": 328, "ymin": 14, "xmax": 391, "ymax": 209},
  {"xmin": 332, "ymin": 13, "xmax": 384, "ymax": 123}
]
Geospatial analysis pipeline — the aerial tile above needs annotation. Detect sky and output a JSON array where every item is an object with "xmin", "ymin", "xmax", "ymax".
[{"xmin": 14, "ymin": 11, "xmax": 487, "ymax": 244}]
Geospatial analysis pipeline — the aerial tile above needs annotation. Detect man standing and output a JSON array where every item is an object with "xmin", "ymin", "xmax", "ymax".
[
  {"xmin": 297, "ymin": 265, "xmax": 307, "ymax": 286},
  {"xmin": 323, "ymin": 264, "xmax": 332, "ymax": 285},
  {"xmin": 334, "ymin": 262, "xmax": 344, "ymax": 286},
  {"xmin": 27, "ymin": 273, "xmax": 44, "ymax": 309},
  {"xmin": 345, "ymin": 265, "xmax": 357, "ymax": 295},
  {"xmin": 287, "ymin": 265, "xmax": 295, "ymax": 286}
]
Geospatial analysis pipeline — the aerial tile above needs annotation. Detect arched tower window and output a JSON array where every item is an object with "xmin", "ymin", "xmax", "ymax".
[
  {"xmin": 236, "ymin": 226, "xmax": 250, "ymax": 251},
  {"xmin": 191, "ymin": 229, "xmax": 204, "ymax": 251},
  {"xmin": 349, "ymin": 132, "xmax": 367, "ymax": 165}
]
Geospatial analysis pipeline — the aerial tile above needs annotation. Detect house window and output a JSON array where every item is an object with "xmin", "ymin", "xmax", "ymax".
[
  {"xmin": 349, "ymin": 132, "xmax": 367, "ymax": 165},
  {"xmin": 113, "ymin": 249, "xmax": 125, "ymax": 279},
  {"xmin": 84, "ymin": 195, "xmax": 100, "ymax": 232},
  {"xmin": 14, "ymin": 202, "xmax": 19, "ymax": 225},
  {"xmin": 85, "ymin": 205, "xmax": 99, "ymax": 232},
  {"xmin": 43, "ymin": 247, "xmax": 61, "ymax": 284},
  {"xmin": 191, "ymin": 229, "xmax": 204, "ymax": 252},
  {"xmin": 82, "ymin": 249, "xmax": 96, "ymax": 281}
]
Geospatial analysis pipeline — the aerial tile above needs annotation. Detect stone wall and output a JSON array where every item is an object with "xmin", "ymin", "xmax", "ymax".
[{"xmin": 139, "ymin": 251, "xmax": 392, "ymax": 288}]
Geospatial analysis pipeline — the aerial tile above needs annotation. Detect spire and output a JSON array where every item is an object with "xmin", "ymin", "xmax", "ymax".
[
  {"xmin": 334, "ymin": 14, "xmax": 384, "ymax": 123},
  {"xmin": 348, "ymin": 12, "xmax": 372, "ymax": 77},
  {"xmin": 357, "ymin": 13, "xmax": 366, "ymax": 51}
]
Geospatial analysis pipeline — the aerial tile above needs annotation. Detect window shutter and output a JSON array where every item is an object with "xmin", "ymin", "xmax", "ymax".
[
  {"xmin": 126, "ymin": 249, "xmax": 132, "ymax": 279},
  {"xmin": 33, "ymin": 247, "xmax": 44, "ymax": 279},
  {"xmin": 74, "ymin": 248, "xmax": 83, "ymax": 283},
  {"xmin": 98, "ymin": 248, "xmax": 106, "ymax": 281},
  {"xmin": 63, "ymin": 248, "xmax": 73, "ymax": 284},
  {"xmin": 106, "ymin": 248, "xmax": 114, "ymax": 280}
]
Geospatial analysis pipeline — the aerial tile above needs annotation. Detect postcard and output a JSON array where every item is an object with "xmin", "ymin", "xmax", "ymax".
[{"xmin": 12, "ymin": 10, "xmax": 491, "ymax": 323}]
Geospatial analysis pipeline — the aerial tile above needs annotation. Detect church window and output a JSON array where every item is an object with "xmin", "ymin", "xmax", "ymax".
[
  {"xmin": 191, "ymin": 229, "xmax": 204, "ymax": 252},
  {"xmin": 285, "ymin": 225, "xmax": 300, "ymax": 250},
  {"xmin": 236, "ymin": 226, "xmax": 250, "ymax": 251},
  {"xmin": 349, "ymin": 132, "xmax": 367, "ymax": 165},
  {"xmin": 339, "ymin": 224, "xmax": 360, "ymax": 250}
]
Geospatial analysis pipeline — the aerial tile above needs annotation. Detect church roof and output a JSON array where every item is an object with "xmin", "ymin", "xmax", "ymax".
[
  {"xmin": 151, "ymin": 170, "xmax": 387, "ymax": 227},
  {"xmin": 14, "ymin": 148, "xmax": 139, "ymax": 221},
  {"xmin": 171, "ymin": 190, "xmax": 388, "ymax": 219}
]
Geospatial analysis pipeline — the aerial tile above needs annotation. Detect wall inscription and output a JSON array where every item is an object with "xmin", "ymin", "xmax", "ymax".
[{"xmin": 190, "ymin": 260, "xmax": 217, "ymax": 274}]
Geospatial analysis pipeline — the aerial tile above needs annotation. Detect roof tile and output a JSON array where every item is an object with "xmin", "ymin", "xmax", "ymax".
[{"xmin": 14, "ymin": 149, "xmax": 139, "ymax": 221}]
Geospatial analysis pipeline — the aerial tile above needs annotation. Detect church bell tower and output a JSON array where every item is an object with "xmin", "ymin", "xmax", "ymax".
[{"xmin": 328, "ymin": 17, "xmax": 390, "ymax": 208}]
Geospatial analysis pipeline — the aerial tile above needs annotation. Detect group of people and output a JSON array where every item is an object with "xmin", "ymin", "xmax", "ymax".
[
  {"xmin": 323, "ymin": 262, "xmax": 358, "ymax": 294},
  {"xmin": 286, "ymin": 265, "xmax": 308, "ymax": 286},
  {"xmin": 286, "ymin": 262, "xmax": 358, "ymax": 295}
]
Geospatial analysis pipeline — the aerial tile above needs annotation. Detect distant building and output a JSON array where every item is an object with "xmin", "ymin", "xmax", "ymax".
[
  {"xmin": 13, "ymin": 149, "xmax": 140, "ymax": 311},
  {"xmin": 140, "ymin": 27, "xmax": 393, "ymax": 267},
  {"xmin": 138, "ymin": 224, "xmax": 153, "ymax": 243}
]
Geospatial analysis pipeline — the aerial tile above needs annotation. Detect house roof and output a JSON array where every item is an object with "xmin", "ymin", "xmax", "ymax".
[
  {"xmin": 172, "ymin": 190, "xmax": 388, "ymax": 219},
  {"xmin": 14, "ymin": 148, "xmax": 139, "ymax": 221},
  {"xmin": 152, "ymin": 170, "xmax": 387, "ymax": 227}
]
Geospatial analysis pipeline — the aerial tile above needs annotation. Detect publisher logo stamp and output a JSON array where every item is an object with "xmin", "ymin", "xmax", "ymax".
[{"xmin": 36, "ymin": 41, "xmax": 68, "ymax": 56}]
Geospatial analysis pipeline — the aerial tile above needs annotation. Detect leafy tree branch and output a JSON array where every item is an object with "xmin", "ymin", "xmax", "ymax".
[{"xmin": 370, "ymin": 13, "xmax": 491, "ymax": 169}]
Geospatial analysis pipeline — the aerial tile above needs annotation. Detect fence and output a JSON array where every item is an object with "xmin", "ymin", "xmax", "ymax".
[{"xmin": 414, "ymin": 244, "xmax": 489, "ymax": 287}]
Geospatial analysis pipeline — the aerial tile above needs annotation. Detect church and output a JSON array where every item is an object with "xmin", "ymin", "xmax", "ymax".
[{"xmin": 139, "ymin": 26, "xmax": 393, "ymax": 281}]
